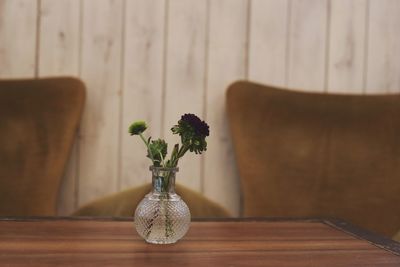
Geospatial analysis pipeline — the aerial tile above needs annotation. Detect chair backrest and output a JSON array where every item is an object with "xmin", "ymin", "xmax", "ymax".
[
  {"xmin": 72, "ymin": 183, "xmax": 231, "ymax": 218},
  {"xmin": 0, "ymin": 77, "xmax": 85, "ymax": 216},
  {"xmin": 227, "ymin": 81, "xmax": 400, "ymax": 237}
]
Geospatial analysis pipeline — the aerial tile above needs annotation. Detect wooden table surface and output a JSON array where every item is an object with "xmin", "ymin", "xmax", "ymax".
[{"xmin": 0, "ymin": 217, "xmax": 399, "ymax": 266}]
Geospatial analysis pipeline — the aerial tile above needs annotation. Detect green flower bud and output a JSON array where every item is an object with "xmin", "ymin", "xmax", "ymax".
[
  {"xmin": 148, "ymin": 139, "xmax": 168, "ymax": 166},
  {"xmin": 129, "ymin": 121, "xmax": 147, "ymax": 135}
]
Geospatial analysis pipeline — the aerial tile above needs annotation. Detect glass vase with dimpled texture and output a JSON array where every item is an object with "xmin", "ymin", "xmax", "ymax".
[{"xmin": 134, "ymin": 166, "xmax": 190, "ymax": 244}]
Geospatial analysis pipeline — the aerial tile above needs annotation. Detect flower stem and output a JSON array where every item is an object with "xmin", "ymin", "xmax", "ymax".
[
  {"xmin": 169, "ymin": 144, "xmax": 189, "ymax": 167},
  {"xmin": 159, "ymin": 151, "xmax": 166, "ymax": 167},
  {"xmin": 178, "ymin": 145, "xmax": 189, "ymax": 158},
  {"xmin": 139, "ymin": 133, "xmax": 155, "ymax": 163},
  {"xmin": 144, "ymin": 175, "xmax": 175, "ymax": 240}
]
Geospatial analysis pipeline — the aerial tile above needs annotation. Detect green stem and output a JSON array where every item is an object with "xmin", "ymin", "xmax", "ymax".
[
  {"xmin": 145, "ymin": 176, "xmax": 175, "ymax": 240},
  {"xmin": 170, "ymin": 144, "xmax": 189, "ymax": 167},
  {"xmin": 178, "ymin": 145, "xmax": 189, "ymax": 158},
  {"xmin": 139, "ymin": 133, "xmax": 155, "ymax": 163},
  {"xmin": 162, "ymin": 177, "xmax": 174, "ymax": 238},
  {"xmin": 167, "ymin": 144, "xmax": 179, "ymax": 168},
  {"xmin": 159, "ymin": 151, "xmax": 165, "ymax": 167}
]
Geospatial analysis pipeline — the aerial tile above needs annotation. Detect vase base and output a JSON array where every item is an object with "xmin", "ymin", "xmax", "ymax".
[{"xmin": 145, "ymin": 239, "xmax": 178, "ymax": 245}]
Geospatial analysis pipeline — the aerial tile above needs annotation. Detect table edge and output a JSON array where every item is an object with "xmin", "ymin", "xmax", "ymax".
[
  {"xmin": 324, "ymin": 218, "xmax": 400, "ymax": 256},
  {"xmin": 0, "ymin": 216, "xmax": 323, "ymax": 222},
  {"xmin": 1, "ymin": 216, "xmax": 399, "ymax": 256}
]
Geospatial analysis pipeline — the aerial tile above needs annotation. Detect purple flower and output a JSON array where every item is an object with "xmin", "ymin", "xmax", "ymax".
[{"xmin": 171, "ymin": 113, "xmax": 209, "ymax": 154}]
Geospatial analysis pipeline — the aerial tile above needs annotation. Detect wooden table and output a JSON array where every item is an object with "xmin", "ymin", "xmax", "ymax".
[{"xmin": 0, "ymin": 217, "xmax": 399, "ymax": 266}]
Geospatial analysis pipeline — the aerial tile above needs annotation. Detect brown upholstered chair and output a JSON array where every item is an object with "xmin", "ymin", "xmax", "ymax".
[
  {"xmin": 394, "ymin": 231, "xmax": 400, "ymax": 242},
  {"xmin": 0, "ymin": 77, "xmax": 85, "ymax": 216},
  {"xmin": 73, "ymin": 183, "xmax": 230, "ymax": 218},
  {"xmin": 227, "ymin": 81, "xmax": 400, "ymax": 238}
]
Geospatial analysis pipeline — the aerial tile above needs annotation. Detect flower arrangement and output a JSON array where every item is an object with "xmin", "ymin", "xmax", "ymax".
[
  {"xmin": 130, "ymin": 114, "xmax": 210, "ymax": 244},
  {"xmin": 129, "ymin": 113, "xmax": 209, "ymax": 168}
]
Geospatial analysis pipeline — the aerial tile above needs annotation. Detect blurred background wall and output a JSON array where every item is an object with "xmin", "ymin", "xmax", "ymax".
[{"xmin": 0, "ymin": 0, "xmax": 399, "ymax": 216}]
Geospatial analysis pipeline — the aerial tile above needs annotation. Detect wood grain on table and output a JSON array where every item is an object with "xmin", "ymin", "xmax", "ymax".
[{"xmin": 0, "ymin": 218, "xmax": 399, "ymax": 266}]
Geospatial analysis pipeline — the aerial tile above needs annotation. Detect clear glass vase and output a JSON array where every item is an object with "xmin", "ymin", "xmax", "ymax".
[{"xmin": 134, "ymin": 166, "xmax": 191, "ymax": 244}]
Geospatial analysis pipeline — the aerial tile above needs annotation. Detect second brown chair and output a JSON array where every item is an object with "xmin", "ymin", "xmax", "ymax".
[{"xmin": 227, "ymin": 81, "xmax": 400, "ymax": 238}]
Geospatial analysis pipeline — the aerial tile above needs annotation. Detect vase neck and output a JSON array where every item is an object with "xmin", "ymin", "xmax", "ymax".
[{"xmin": 150, "ymin": 166, "xmax": 178, "ymax": 194}]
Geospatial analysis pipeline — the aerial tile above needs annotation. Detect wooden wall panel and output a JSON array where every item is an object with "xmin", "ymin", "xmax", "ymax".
[
  {"xmin": 328, "ymin": 0, "xmax": 367, "ymax": 93},
  {"xmin": 38, "ymin": 0, "xmax": 80, "ymax": 76},
  {"xmin": 287, "ymin": 0, "xmax": 328, "ymax": 91},
  {"xmin": 78, "ymin": 0, "xmax": 124, "ymax": 206},
  {"xmin": 2, "ymin": 0, "xmax": 400, "ymax": 216},
  {"xmin": 163, "ymin": 0, "xmax": 207, "ymax": 191},
  {"xmin": 366, "ymin": 0, "xmax": 400, "ymax": 93},
  {"xmin": 204, "ymin": 0, "xmax": 247, "ymax": 216},
  {"xmin": 38, "ymin": 0, "xmax": 81, "ymax": 215},
  {"xmin": 0, "ymin": 0, "xmax": 37, "ymax": 78},
  {"xmin": 120, "ymin": 0, "xmax": 166, "ymax": 189},
  {"xmin": 249, "ymin": 0, "xmax": 288, "ymax": 86}
]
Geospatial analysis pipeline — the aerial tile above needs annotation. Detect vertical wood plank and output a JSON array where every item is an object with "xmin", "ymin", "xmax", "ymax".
[
  {"xmin": 203, "ymin": 0, "xmax": 247, "ymax": 216},
  {"xmin": 38, "ymin": 0, "xmax": 80, "ymax": 76},
  {"xmin": 248, "ymin": 0, "xmax": 288, "ymax": 86},
  {"xmin": 366, "ymin": 0, "xmax": 400, "ymax": 93},
  {"xmin": 120, "ymin": 0, "xmax": 165, "ymax": 189},
  {"xmin": 38, "ymin": 0, "xmax": 81, "ymax": 215},
  {"xmin": 164, "ymin": 0, "xmax": 207, "ymax": 191},
  {"xmin": 327, "ymin": 0, "xmax": 367, "ymax": 93},
  {"xmin": 78, "ymin": 0, "xmax": 123, "ymax": 206},
  {"xmin": 287, "ymin": 0, "xmax": 328, "ymax": 91},
  {"xmin": 0, "ymin": 0, "xmax": 37, "ymax": 78}
]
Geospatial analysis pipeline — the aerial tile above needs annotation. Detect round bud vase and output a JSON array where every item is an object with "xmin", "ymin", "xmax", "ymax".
[{"xmin": 134, "ymin": 166, "xmax": 191, "ymax": 244}]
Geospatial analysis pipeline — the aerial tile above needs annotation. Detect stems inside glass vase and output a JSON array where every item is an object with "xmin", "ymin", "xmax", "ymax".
[{"xmin": 144, "ymin": 167, "xmax": 178, "ymax": 240}]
